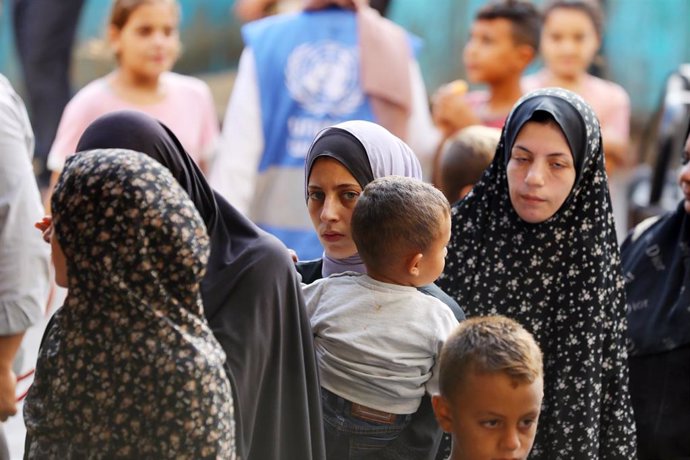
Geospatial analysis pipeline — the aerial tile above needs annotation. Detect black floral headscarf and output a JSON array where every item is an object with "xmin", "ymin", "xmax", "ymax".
[
  {"xmin": 24, "ymin": 149, "xmax": 236, "ymax": 459},
  {"xmin": 438, "ymin": 88, "xmax": 636, "ymax": 459}
]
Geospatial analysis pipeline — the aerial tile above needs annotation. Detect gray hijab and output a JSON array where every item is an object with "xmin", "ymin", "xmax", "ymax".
[{"xmin": 304, "ymin": 120, "xmax": 422, "ymax": 276}]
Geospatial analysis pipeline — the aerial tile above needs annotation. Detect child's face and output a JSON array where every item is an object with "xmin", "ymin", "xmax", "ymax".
[
  {"xmin": 506, "ymin": 121, "xmax": 576, "ymax": 223},
  {"xmin": 463, "ymin": 19, "xmax": 529, "ymax": 85},
  {"xmin": 110, "ymin": 1, "xmax": 180, "ymax": 81},
  {"xmin": 433, "ymin": 371, "xmax": 543, "ymax": 460},
  {"xmin": 307, "ymin": 157, "xmax": 363, "ymax": 259},
  {"xmin": 540, "ymin": 8, "xmax": 600, "ymax": 80},
  {"xmin": 415, "ymin": 211, "xmax": 451, "ymax": 286}
]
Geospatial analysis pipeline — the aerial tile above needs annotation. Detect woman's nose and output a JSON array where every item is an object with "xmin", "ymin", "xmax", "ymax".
[
  {"xmin": 320, "ymin": 196, "xmax": 340, "ymax": 222},
  {"xmin": 525, "ymin": 163, "xmax": 546, "ymax": 187}
]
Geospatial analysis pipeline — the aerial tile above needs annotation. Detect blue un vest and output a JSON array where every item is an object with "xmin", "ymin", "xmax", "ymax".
[{"xmin": 243, "ymin": 8, "xmax": 376, "ymax": 260}]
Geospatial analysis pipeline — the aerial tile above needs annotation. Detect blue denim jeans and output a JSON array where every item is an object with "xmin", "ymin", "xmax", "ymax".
[{"xmin": 321, "ymin": 387, "xmax": 412, "ymax": 459}]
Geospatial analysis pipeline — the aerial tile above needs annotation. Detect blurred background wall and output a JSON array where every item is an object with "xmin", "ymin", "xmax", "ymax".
[{"xmin": 1, "ymin": 0, "xmax": 689, "ymax": 126}]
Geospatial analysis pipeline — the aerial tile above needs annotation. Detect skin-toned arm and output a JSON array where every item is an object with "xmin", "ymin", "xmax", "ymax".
[
  {"xmin": 0, "ymin": 333, "xmax": 23, "ymax": 421},
  {"xmin": 431, "ymin": 80, "xmax": 478, "ymax": 139}
]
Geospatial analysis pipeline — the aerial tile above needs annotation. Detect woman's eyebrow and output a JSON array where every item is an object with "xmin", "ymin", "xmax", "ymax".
[{"xmin": 512, "ymin": 144, "xmax": 571, "ymax": 158}]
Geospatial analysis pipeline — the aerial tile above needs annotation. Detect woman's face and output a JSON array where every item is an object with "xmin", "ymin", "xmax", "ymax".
[
  {"xmin": 679, "ymin": 135, "xmax": 690, "ymax": 213},
  {"xmin": 110, "ymin": 1, "xmax": 180, "ymax": 82},
  {"xmin": 307, "ymin": 157, "xmax": 363, "ymax": 258},
  {"xmin": 540, "ymin": 8, "xmax": 600, "ymax": 80},
  {"xmin": 507, "ymin": 121, "xmax": 576, "ymax": 223}
]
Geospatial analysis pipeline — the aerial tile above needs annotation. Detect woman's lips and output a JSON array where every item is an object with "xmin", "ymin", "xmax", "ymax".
[
  {"xmin": 521, "ymin": 194, "xmax": 546, "ymax": 203},
  {"xmin": 321, "ymin": 232, "xmax": 344, "ymax": 242}
]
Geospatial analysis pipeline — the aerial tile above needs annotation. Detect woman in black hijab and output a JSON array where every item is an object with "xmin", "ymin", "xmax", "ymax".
[
  {"xmin": 438, "ymin": 88, "xmax": 636, "ymax": 458},
  {"xmin": 621, "ymin": 130, "xmax": 690, "ymax": 459},
  {"xmin": 75, "ymin": 110, "xmax": 326, "ymax": 460}
]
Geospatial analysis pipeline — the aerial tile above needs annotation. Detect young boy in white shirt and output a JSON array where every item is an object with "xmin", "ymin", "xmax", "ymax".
[{"xmin": 302, "ymin": 175, "xmax": 459, "ymax": 459}]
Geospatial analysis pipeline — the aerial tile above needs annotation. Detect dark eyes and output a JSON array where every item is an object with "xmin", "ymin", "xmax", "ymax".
[
  {"xmin": 307, "ymin": 191, "xmax": 360, "ymax": 202},
  {"xmin": 307, "ymin": 191, "xmax": 324, "ymax": 201}
]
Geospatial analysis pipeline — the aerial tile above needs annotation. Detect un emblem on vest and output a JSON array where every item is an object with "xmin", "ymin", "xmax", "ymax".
[{"xmin": 285, "ymin": 41, "xmax": 364, "ymax": 116}]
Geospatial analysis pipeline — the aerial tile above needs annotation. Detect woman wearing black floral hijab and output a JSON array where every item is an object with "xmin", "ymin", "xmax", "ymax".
[
  {"xmin": 438, "ymin": 88, "xmax": 636, "ymax": 458},
  {"xmin": 24, "ymin": 149, "xmax": 236, "ymax": 459}
]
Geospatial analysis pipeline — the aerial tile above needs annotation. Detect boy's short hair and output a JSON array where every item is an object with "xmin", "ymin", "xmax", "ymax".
[
  {"xmin": 476, "ymin": 0, "xmax": 542, "ymax": 51},
  {"xmin": 438, "ymin": 316, "xmax": 543, "ymax": 400},
  {"xmin": 440, "ymin": 126, "xmax": 500, "ymax": 202},
  {"xmin": 351, "ymin": 176, "xmax": 450, "ymax": 273},
  {"xmin": 543, "ymin": 0, "xmax": 604, "ymax": 39}
]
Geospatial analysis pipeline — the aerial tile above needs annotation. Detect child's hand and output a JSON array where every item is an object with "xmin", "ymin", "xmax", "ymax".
[
  {"xmin": 34, "ymin": 216, "xmax": 53, "ymax": 243},
  {"xmin": 432, "ymin": 80, "xmax": 479, "ymax": 138}
]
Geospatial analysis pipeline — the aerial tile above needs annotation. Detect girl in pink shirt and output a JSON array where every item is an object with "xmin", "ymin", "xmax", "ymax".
[
  {"xmin": 47, "ymin": 0, "xmax": 218, "ymax": 186},
  {"xmin": 522, "ymin": 0, "xmax": 631, "ymax": 176}
]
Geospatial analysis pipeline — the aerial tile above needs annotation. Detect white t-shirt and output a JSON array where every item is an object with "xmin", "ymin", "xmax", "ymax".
[{"xmin": 302, "ymin": 272, "xmax": 458, "ymax": 415}]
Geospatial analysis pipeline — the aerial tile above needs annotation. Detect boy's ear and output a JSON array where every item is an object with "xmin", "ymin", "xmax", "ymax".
[
  {"xmin": 515, "ymin": 43, "xmax": 536, "ymax": 69},
  {"xmin": 108, "ymin": 25, "xmax": 121, "ymax": 53},
  {"xmin": 431, "ymin": 394, "xmax": 454, "ymax": 433},
  {"xmin": 406, "ymin": 252, "xmax": 424, "ymax": 277}
]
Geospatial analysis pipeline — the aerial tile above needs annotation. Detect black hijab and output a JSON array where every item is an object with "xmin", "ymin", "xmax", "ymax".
[
  {"xmin": 76, "ymin": 111, "xmax": 326, "ymax": 460},
  {"xmin": 437, "ymin": 89, "xmax": 636, "ymax": 459}
]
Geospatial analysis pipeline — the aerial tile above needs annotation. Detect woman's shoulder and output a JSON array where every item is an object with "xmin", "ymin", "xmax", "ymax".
[{"xmin": 621, "ymin": 211, "xmax": 672, "ymax": 253}]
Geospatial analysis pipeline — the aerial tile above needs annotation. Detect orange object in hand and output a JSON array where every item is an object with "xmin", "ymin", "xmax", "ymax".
[{"xmin": 449, "ymin": 79, "xmax": 469, "ymax": 96}]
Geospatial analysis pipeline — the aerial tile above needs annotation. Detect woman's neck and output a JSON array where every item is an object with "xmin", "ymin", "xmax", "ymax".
[{"xmin": 109, "ymin": 69, "xmax": 166, "ymax": 105}]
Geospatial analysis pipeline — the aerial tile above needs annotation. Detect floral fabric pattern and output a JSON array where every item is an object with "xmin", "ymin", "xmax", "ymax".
[
  {"xmin": 438, "ymin": 88, "xmax": 636, "ymax": 459},
  {"xmin": 24, "ymin": 149, "xmax": 236, "ymax": 459}
]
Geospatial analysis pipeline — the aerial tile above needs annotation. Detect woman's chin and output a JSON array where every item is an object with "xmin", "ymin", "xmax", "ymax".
[{"xmin": 322, "ymin": 244, "xmax": 358, "ymax": 260}]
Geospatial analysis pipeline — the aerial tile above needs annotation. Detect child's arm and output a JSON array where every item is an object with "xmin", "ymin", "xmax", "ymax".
[
  {"xmin": 425, "ymin": 307, "xmax": 460, "ymax": 395},
  {"xmin": 431, "ymin": 80, "xmax": 478, "ymax": 138}
]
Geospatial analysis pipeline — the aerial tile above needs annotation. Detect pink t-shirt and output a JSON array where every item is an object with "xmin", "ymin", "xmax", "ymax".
[
  {"xmin": 522, "ymin": 71, "xmax": 631, "ymax": 145},
  {"xmin": 47, "ymin": 72, "xmax": 219, "ymax": 171},
  {"xmin": 464, "ymin": 90, "xmax": 510, "ymax": 129}
]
